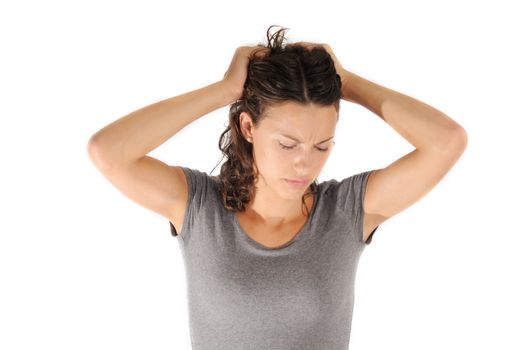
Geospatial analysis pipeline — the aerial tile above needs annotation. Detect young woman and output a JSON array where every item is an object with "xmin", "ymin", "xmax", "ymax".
[{"xmin": 88, "ymin": 25, "xmax": 467, "ymax": 349}]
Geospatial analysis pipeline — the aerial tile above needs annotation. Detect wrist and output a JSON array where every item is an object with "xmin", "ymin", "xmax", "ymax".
[
  {"xmin": 340, "ymin": 71, "xmax": 358, "ymax": 103},
  {"xmin": 218, "ymin": 79, "xmax": 240, "ymax": 106}
]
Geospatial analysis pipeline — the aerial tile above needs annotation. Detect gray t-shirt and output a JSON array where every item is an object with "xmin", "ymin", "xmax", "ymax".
[{"xmin": 169, "ymin": 166, "xmax": 379, "ymax": 350}]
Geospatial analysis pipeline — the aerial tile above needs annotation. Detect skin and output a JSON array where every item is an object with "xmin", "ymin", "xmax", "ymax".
[
  {"xmin": 89, "ymin": 42, "xmax": 467, "ymax": 246},
  {"xmin": 238, "ymin": 101, "xmax": 338, "ymax": 230}
]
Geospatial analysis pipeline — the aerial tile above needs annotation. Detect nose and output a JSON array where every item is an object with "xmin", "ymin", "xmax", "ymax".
[{"xmin": 292, "ymin": 146, "xmax": 313, "ymax": 175}]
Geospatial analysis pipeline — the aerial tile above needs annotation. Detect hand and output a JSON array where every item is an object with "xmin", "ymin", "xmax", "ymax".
[
  {"xmin": 222, "ymin": 45, "xmax": 270, "ymax": 103},
  {"xmin": 289, "ymin": 41, "xmax": 350, "ymax": 88}
]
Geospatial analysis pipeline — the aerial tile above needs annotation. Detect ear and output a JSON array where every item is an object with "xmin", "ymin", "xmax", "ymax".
[{"xmin": 239, "ymin": 112, "xmax": 255, "ymax": 140}]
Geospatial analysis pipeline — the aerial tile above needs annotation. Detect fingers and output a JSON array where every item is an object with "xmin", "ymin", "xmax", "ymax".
[
  {"xmin": 236, "ymin": 45, "xmax": 269, "ymax": 58},
  {"xmin": 290, "ymin": 41, "xmax": 325, "ymax": 52},
  {"xmin": 252, "ymin": 46, "xmax": 270, "ymax": 57}
]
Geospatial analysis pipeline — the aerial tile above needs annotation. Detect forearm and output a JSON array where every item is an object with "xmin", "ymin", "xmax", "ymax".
[
  {"xmin": 88, "ymin": 80, "xmax": 233, "ymax": 168},
  {"xmin": 341, "ymin": 71, "xmax": 467, "ymax": 153}
]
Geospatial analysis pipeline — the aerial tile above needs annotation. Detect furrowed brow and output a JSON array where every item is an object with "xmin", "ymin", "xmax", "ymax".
[{"xmin": 280, "ymin": 134, "xmax": 334, "ymax": 145}]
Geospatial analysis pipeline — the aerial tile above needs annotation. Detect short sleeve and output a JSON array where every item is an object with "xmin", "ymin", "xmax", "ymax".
[
  {"xmin": 168, "ymin": 166, "xmax": 212, "ymax": 241},
  {"xmin": 335, "ymin": 169, "xmax": 380, "ymax": 245}
]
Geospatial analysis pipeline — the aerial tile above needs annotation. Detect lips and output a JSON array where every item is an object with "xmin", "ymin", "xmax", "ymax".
[{"xmin": 285, "ymin": 178, "xmax": 309, "ymax": 185}]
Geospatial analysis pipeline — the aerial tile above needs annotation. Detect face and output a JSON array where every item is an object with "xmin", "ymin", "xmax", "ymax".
[{"xmin": 239, "ymin": 101, "xmax": 338, "ymax": 199}]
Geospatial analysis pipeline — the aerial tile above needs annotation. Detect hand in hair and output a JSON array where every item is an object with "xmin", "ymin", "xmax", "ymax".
[
  {"xmin": 222, "ymin": 45, "xmax": 270, "ymax": 103},
  {"xmin": 290, "ymin": 41, "xmax": 350, "ymax": 88}
]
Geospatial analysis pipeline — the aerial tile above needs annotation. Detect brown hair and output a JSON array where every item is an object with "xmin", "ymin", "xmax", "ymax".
[{"xmin": 212, "ymin": 25, "xmax": 343, "ymax": 217}]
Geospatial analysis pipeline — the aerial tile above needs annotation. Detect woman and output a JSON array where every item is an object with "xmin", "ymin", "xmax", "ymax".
[{"xmin": 87, "ymin": 25, "xmax": 467, "ymax": 350}]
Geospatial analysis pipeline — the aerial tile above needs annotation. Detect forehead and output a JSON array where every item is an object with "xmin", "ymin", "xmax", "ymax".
[{"xmin": 263, "ymin": 101, "xmax": 338, "ymax": 129}]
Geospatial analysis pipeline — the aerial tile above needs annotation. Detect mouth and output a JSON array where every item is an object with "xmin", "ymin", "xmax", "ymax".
[{"xmin": 284, "ymin": 178, "xmax": 309, "ymax": 187}]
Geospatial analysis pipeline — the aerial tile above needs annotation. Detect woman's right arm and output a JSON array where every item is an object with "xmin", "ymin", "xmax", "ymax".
[
  {"xmin": 86, "ymin": 79, "xmax": 236, "ymax": 230},
  {"xmin": 87, "ymin": 44, "xmax": 266, "ymax": 167},
  {"xmin": 87, "ymin": 80, "xmax": 234, "ymax": 169},
  {"xmin": 86, "ymin": 45, "xmax": 262, "ymax": 230}
]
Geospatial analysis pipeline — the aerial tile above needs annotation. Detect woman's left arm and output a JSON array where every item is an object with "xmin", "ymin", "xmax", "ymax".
[
  {"xmin": 341, "ymin": 70, "xmax": 467, "ymax": 153},
  {"xmin": 341, "ymin": 70, "xmax": 468, "ymax": 236}
]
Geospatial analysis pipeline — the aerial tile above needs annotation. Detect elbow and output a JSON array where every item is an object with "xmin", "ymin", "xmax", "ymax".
[
  {"xmin": 442, "ymin": 124, "xmax": 468, "ymax": 154},
  {"xmin": 428, "ymin": 123, "xmax": 468, "ymax": 156},
  {"xmin": 87, "ymin": 136, "xmax": 111, "ymax": 171},
  {"xmin": 451, "ymin": 124, "xmax": 468, "ymax": 150}
]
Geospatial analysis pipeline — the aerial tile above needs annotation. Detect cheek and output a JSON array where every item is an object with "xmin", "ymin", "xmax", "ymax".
[
  {"xmin": 256, "ymin": 146, "xmax": 291, "ymax": 178},
  {"xmin": 253, "ymin": 144, "xmax": 283, "ymax": 172}
]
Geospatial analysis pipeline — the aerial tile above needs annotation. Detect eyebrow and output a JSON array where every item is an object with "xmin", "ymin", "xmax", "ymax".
[{"xmin": 280, "ymin": 134, "xmax": 335, "ymax": 145}]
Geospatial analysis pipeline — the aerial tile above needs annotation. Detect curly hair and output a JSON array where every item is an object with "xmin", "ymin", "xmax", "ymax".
[{"xmin": 212, "ymin": 25, "xmax": 343, "ymax": 217}]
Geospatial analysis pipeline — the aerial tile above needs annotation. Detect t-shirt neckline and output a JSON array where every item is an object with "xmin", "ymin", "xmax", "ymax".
[{"xmin": 230, "ymin": 191, "xmax": 319, "ymax": 251}]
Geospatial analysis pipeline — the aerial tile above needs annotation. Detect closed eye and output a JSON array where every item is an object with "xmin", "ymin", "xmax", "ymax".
[{"xmin": 279, "ymin": 143, "xmax": 329, "ymax": 152}]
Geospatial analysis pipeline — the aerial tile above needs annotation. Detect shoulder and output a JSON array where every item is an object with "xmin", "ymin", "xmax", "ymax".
[{"xmin": 167, "ymin": 166, "xmax": 222, "ymax": 238}]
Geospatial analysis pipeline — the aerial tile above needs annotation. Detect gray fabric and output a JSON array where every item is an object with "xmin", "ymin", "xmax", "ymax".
[{"xmin": 169, "ymin": 166, "xmax": 380, "ymax": 350}]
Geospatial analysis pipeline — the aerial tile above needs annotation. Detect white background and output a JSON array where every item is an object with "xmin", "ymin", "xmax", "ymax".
[{"xmin": 1, "ymin": 0, "xmax": 526, "ymax": 349}]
